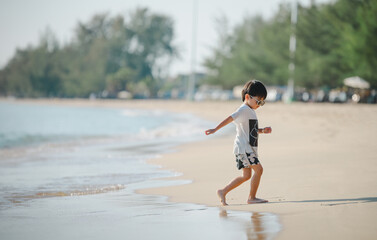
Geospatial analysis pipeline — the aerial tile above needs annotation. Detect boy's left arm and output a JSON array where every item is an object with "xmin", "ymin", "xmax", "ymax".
[{"xmin": 258, "ymin": 127, "xmax": 272, "ymax": 134}]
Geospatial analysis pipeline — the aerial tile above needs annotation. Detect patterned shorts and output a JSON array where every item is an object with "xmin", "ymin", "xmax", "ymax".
[{"xmin": 236, "ymin": 153, "xmax": 260, "ymax": 170}]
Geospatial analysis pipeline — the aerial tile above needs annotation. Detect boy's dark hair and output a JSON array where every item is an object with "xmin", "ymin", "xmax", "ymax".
[{"xmin": 241, "ymin": 80, "xmax": 267, "ymax": 102}]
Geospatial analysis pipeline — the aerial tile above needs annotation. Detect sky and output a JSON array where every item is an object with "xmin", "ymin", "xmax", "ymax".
[{"xmin": 0, "ymin": 0, "xmax": 330, "ymax": 76}]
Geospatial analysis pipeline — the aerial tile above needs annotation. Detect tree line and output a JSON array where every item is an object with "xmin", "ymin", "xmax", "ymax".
[
  {"xmin": 204, "ymin": 0, "xmax": 377, "ymax": 90},
  {"xmin": 0, "ymin": 8, "xmax": 177, "ymax": 98},
  {"xmin": 0, "ymin": 0, "xmax": 376, "ymax": 98}
]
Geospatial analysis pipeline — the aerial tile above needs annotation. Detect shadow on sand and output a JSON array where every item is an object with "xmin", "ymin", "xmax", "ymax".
[
  {"xmin": 228, "ymin": 197, "xmax": 377, "ymax": 207},
  {"xmin": 270, "ymin": 197, "xmax": 377, "ymax": 206}
]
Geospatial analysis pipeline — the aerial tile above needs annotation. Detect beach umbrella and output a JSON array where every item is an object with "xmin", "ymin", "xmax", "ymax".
[{"xmin": 343, "ymin": 76, "xmax": 370, "ymax": 89}]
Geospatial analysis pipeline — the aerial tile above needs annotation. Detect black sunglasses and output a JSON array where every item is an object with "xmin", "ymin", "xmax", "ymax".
[{"xmin": 250, "ymin": 96, "xmax": 265, "ymax": 106}]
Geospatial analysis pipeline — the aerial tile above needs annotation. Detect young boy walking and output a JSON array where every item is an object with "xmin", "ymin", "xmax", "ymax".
[{"xmin": 205, "ymin": 80, "xmax": 272, "ymax": 206}]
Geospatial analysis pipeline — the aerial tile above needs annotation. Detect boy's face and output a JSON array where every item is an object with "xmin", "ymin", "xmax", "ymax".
[{"xmin": 245, "ymin": 94, "xmax": 265, "ymax": 110}]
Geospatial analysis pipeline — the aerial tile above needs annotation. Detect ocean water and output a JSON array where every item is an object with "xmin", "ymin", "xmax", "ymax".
[
  {"xmin": 0, "ymin": 101, "xmax": 211, "ymax": 207},
  {"xmin": 0, "ymin": 101, "xmax": 281, "ymax": 240},
  {"xmin": 0, "ymin": 102, "xmax": 202, "ymax": 148}
]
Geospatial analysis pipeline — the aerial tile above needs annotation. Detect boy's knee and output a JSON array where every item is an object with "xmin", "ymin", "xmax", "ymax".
[
  {"xmin": 243, "ymin": 174, "xmax": 251, "ymax": 181},
  {"xmin": 242, "ymin": 171, "xmax": 251, "ymax": 181},
  {"xmin": 255, "ymin": 164, "xmax": 263, "ymax": 175}
]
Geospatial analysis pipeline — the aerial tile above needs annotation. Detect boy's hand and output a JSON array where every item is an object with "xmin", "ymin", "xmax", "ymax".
[
  {"xmin": 263, "ymin": 127, "xmax": 272, "ymax": 134},
  {"xmin": 205, "ymin": 129, "xmax": 216, "ymax": 135}
]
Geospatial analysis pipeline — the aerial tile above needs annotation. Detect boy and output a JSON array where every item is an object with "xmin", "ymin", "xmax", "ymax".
[{"xmin": 205, "ymin": 80, "xmax": 272, "ymax": 206}]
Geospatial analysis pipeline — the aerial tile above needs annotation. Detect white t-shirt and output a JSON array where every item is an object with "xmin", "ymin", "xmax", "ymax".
[{"xmin": 231, "ymin": 103, "xmax": 259, "ymax": 156}]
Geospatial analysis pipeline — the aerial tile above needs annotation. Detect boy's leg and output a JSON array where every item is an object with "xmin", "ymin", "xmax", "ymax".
[
  {"xmin": 218, "ymin": 168, "xmax": 251, "ymax": 206},
  {"xmin": 247, "ymin": 164, "xmax": 268, "ymax": 204}
]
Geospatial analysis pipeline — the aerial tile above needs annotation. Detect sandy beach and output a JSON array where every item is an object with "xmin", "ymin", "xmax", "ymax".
[
  {"xmin": 3, "ymin": 98, "xmax": 377, "ymax": 239},
  {"xmin": 140, "ymin": 100, "xmax": 377, "ymax": 240}
]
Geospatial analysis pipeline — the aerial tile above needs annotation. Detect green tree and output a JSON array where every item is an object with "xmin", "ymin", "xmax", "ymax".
[
  {"xmin": 335, "ymin": 0, "xmax": 377, "ymax": 88},
  {"xmin": 125, "ymin": 8, "xmax": 177, "ymax": 95},
  {"xmin": 0, "ymin": 28, "xmax": 62, "ymax": 97},
  {"xmin": 204, "ymin": 4, "xmax": 291, "ymax": 88},
  {"xmin": 295, "ymin": 3, "xmax": 343, "ymax": 88},
  {"xmin": 0, "ymin": 8, "xmax": 177, "ymax": 98},
  {"xmin": 105, "ymin": 67, "xmax": 136, "ymax": 96},
  {"xmin": 204, "ymin": 0, "xmax": 377, "ymax": 90}
]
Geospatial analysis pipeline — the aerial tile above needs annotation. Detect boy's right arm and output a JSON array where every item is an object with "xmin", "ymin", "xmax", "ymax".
[{"xmin": 205, "ymin": 116, "xmax": 233, "ymax": 135}]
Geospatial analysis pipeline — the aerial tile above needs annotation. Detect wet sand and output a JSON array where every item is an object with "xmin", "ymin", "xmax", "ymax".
[
  {"xmin": 3, "ymin": 98, "xmax": 377, "ymax": 239},
  {"xmin": 0, "ymin": 179, "xmax": 281, "ymax": 240}
]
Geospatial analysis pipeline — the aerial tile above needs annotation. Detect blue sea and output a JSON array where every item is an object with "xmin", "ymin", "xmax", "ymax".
[
  {"xmin": 0, "ymin": 102, "xmax": 203, "ymax": 148},
  {"xmin": 0, "ymin": 101, "xmax": 212, "ymax": 203},
  {"xmin": 0, "ymin": 101, "xmax": 281, "ymax": 240}
]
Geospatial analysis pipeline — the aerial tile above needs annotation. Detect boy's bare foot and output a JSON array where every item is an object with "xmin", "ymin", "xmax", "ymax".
[
  {"xmin": 217, "ymin": 190, "xmax": 228, "ymax": 206},
  {"xmin": 247, "ymin": 198, "xmax": 268, "ymax": 204}
]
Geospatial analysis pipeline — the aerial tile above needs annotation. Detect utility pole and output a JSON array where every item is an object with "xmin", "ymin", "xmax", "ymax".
[
  {"xmin": 187, "ymin": 0, "xmax": 198, "ymax": 101},
  {"xmin": 286, "ymin": 1, "xmax": 297, "ymax": 103}
]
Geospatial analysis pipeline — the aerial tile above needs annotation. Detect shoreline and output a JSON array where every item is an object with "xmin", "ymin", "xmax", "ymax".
[
  {"xmin": 0, "ymin": 98, "xmax": 283, "ymax": 239},
  {"xmin": 2, "ymin": 98, "xmax": 377, "ymax": 239}
]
